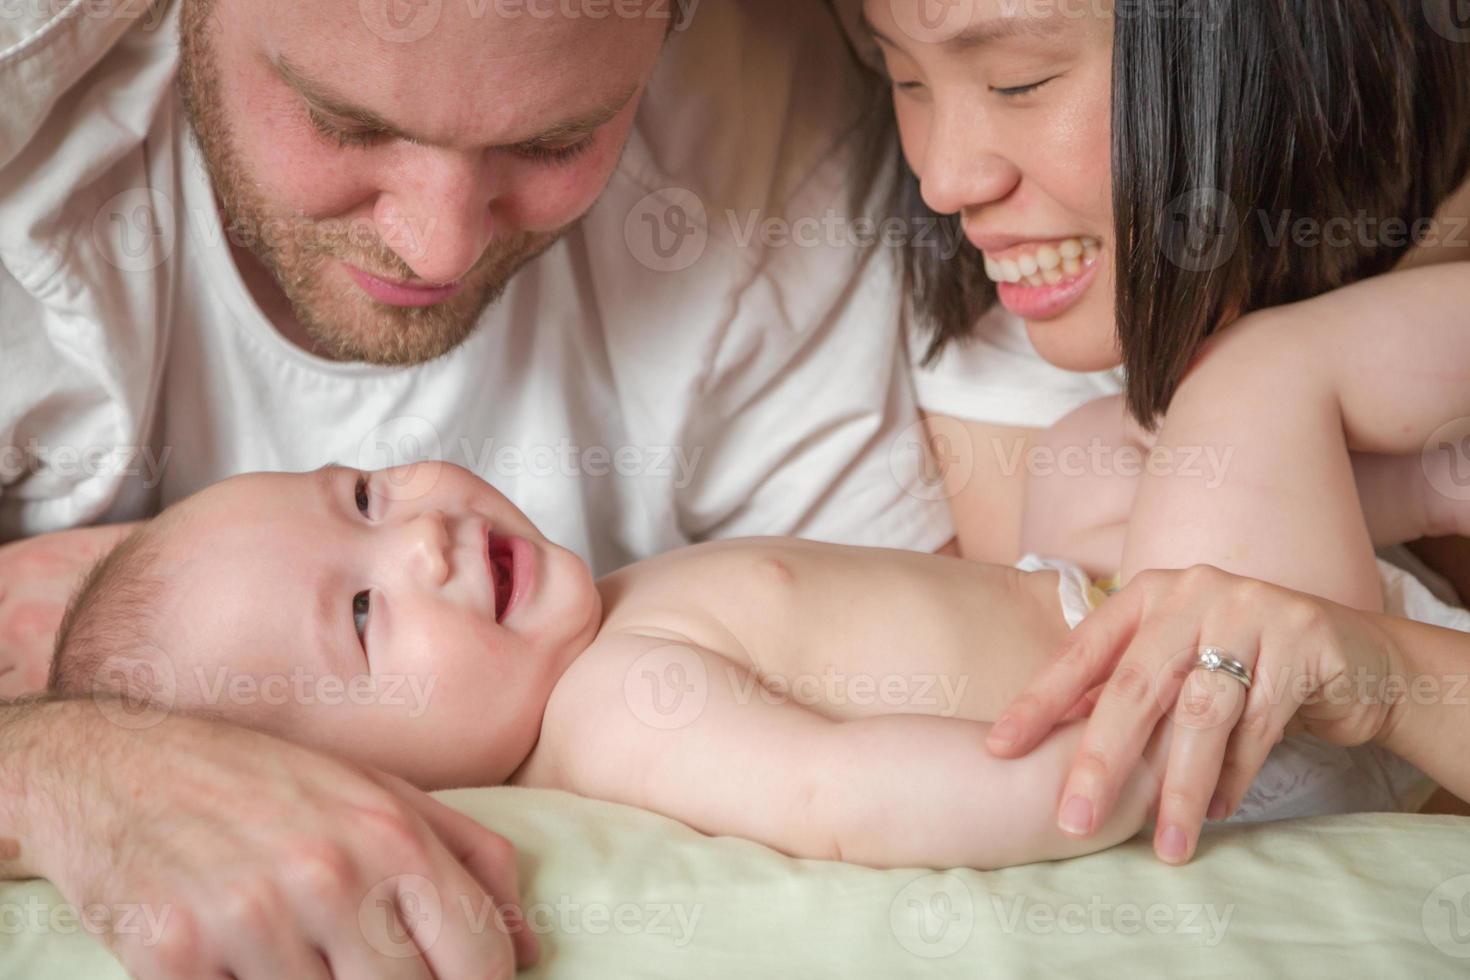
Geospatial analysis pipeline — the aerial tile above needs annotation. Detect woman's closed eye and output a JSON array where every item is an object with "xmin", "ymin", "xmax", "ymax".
[{"xmin": 991, "ymin": 76, "xmax": 1058, "ymax": 98}]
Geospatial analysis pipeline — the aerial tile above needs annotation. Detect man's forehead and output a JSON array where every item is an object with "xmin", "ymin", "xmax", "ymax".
[{"xmin": 231, "ymin": 0, "xmax": 664, "ymax": 141}]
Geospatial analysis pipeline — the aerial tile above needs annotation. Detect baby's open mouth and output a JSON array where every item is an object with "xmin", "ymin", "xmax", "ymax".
[{"xmin": 487, "ymin": 533, "xmax": 515, "ymax": 622}]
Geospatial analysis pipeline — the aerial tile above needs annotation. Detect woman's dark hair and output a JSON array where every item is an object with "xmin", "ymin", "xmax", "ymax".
[{"xmin": 890, "ymin": 0, "xmax": 1470, "ymax": 424}]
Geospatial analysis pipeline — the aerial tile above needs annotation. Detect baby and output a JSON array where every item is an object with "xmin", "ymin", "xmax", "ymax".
[
  {"xmin": 49, "ymin": 459, "xmax": 1166, "ymax": 869},
  {"xmin": 49, "ymin": 264, "xmax": 1470, "ymax": 870}
]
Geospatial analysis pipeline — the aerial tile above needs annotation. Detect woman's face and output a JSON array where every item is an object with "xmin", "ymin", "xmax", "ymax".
[{"xmin": 865, "ymin": 1, "xmax": 1118, "ymax": 371}]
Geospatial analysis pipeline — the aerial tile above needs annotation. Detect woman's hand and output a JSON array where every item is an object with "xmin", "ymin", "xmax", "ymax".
[
  {"xmin": 985, "ymin": 564, "xmax": 1406, "ymax": 864},
  {"xmin": 0, "ymin": 524, "xmax": 139, "ymax": 697}
]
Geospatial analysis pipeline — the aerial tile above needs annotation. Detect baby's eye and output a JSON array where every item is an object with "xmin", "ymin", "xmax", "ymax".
[
  {"xmin": 354, "ymin": 475, "xmax": 372, "ymax": 517},
  {"xmin": 353, "ymin": 590, "xmax": 371, "ymax": 645}
]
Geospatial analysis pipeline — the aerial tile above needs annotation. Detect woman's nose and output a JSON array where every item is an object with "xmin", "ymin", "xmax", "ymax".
[
  {"xmin": 402, "ymin": 510, "xmax": 451, "ymax": 587},
  {"xmin": 918, "ymin": 105, "xmax": 1021, "ymax": 217}
]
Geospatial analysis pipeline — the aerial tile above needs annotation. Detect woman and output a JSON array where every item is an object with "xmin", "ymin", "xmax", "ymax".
[{"xmin": 861, "ymin": 0, "xmax": 1470, "ymax": 862}]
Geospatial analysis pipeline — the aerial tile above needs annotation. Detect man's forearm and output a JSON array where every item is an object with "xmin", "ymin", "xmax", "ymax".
[
  {"xmin": 0, "ymin": 698, "xmax": 76, "ymax": 881},
  {"xmin": 1375, "ymin": 612, "xmax": 1470, "ymax": 802}
]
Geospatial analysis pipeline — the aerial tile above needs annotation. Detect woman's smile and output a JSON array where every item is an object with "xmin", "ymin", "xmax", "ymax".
[{"xmin": 971, "ymin": 233, "xmax": 1103, "ymax": 320}]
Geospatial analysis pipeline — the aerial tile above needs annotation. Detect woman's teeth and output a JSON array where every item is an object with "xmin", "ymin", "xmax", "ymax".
[{"xmin": 984, "ymin": 237, "xmax": 1100, "ymax": 287}]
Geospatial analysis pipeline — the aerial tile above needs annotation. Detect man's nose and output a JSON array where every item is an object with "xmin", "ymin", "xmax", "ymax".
[
  {"xmin": 374, "ymin": 148, "xmax": 499, "ymax": 285},
  {"xmin": 918, "ymin": 103, "xmax": 1021, "ymax": 217},
  {"xmin": 400, "ymin": 510, "xmax": 451, "ymax": 588}
]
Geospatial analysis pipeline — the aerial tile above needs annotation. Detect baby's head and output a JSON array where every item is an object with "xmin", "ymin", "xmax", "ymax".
[{"xmin": 50, "ymin": 462, "xmax": 601, "ymax": 788}]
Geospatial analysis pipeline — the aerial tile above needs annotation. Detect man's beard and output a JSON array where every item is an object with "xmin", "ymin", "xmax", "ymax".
[{"xmin": 176, "ymin": 5, "xmax": 564, "ymax": 366}]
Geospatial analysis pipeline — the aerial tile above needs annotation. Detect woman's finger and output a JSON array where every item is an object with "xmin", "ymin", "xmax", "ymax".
[
  {"xmin": 1152, "ymin": 656, "xmax": 1252, "ymax": 863},
  {"xmin": 988, "ymin": 581, "xmax": 1148, "ymax": 757},
  {"xmin": 1055, "ymin": 621, "xmax": 1199, "ymax": 838},
  {"xmin": 1058, "ymin": 683, "xmax": 1106, "ymax": 721},
  {"xmin": 1208, "ymin": 659, "xmax": 1308, "ymax": 820}
]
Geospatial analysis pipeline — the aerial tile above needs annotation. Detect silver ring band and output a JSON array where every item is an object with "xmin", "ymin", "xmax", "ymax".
[{"xmin": 1196, "ymin": 646, "xmax": 1252, "ymax": 689}]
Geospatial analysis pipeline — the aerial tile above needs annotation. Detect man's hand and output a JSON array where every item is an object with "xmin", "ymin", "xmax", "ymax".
[
  {"xmin": 0, "ymin": 524, "xmax": 138, "ymax": 697},
  {"xmin": 4, "ymin": 700, "xmax": 538, "ymax": 978}
]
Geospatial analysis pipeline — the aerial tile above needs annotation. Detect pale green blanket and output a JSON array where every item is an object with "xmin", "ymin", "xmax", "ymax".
[{"xmin": 2, "ymin": 788, "xmax": 1467, "ymax": 977}]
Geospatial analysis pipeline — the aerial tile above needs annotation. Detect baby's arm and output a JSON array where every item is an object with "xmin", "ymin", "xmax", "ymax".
[
  {"xmin": 1121, "ymin": 262, "xmax": 1470, "ymax": 609},
  {"xmin": 534, "ymin": 632, "xmax": 1164, "ymax": 869}
]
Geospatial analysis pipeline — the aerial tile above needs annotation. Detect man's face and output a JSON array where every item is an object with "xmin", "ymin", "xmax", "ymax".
[{"xmin": 179, "ymin": 0, "xmax": 669, "ymax": 364}]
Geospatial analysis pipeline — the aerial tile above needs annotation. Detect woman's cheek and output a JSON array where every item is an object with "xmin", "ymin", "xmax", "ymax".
[{"xmin": 894, "ymin": 98, "xmax": 931, "ymax": 183}]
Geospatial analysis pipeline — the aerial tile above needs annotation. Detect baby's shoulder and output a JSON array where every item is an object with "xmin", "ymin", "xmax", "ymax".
[
  {"xmin": 549, "ymin": 627, "xmax": 728, "ymax": 718},
  {"xmin": 532, "ymin": 629, "xmax": 747, "ymax": 792}
]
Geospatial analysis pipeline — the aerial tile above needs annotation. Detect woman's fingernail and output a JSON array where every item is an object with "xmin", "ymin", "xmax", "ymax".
[
  {"xmin": 1058, "ymin": 795, "xmax": 1093, "ymax": 836},
  {"xmin": 1158, "ymin": 824, "xmax": 1189, "ymax": 863},
  {"xmin": 1206, "ymin": 794, "xmax": 1229, "ymax": 821},
  {"xmin": 989, "ymin": 716, "xmax": 1019, "ymax": 748}
]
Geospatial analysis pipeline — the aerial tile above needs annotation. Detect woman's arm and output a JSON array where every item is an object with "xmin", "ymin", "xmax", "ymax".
[
  {"xmin": 994, "ymin": 262, "xmax": 1470, "ymax": 862},
  {"xmin": 923, "ymin": 414, "xmax": 1034, "ymax": 564}
]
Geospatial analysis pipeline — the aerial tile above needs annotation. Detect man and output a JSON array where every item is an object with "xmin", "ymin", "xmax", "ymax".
[{"xmin": 0, "ymin": 0, "xmax": 952, "ymax": 975}]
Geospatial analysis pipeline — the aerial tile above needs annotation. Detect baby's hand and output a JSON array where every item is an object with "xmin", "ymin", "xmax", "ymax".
[{"xmin": 0, "ymin": 523, "xmax": 137, "ymax": 697}]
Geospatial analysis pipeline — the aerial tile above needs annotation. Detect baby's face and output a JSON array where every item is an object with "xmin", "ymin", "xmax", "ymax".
[{"xmin": 151, "ymin": 462, "xmax": 600, "ymax": 788}]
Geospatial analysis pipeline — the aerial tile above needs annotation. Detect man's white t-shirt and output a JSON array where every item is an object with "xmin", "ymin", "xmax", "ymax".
[{"xmin": 0, "ymin": 0, "xmax": 953, "ymax": 572}]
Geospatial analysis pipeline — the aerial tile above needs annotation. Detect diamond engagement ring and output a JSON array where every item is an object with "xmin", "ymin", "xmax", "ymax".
[{"xmin": 1196, "ymin": 647, "xmax": 1252, "ymax": 689}]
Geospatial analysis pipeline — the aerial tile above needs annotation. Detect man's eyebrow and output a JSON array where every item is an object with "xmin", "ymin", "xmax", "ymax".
[
  {"xmin": 274, "ymin": 55, "xmax": 635, "ymax": 147},
  {"xmin": 861, "ymin": 9, "xmax": 1066, "ymax": 53}
]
